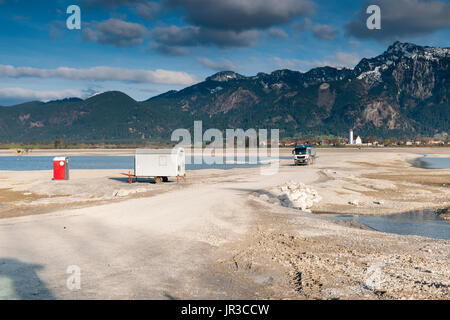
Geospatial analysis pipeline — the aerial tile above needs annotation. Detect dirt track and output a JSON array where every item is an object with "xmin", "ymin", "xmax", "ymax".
[{"xmin": 0, "ymin": 148, "xmax": 448, "ymax": 299}]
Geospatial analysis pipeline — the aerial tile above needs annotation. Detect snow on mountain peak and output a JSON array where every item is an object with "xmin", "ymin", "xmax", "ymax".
[{"xmin": 206, "ymin": 71, "xmax": 246, "ymax": 82}]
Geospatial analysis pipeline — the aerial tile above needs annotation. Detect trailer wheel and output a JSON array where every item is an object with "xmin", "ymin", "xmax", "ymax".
[
  {"xmin": 155, "ymin": 177, "xmax": 162, "ymax": 184},
  {"xmin": 162, "ymin": 177, "xmax": 169, "ymax": 182}
]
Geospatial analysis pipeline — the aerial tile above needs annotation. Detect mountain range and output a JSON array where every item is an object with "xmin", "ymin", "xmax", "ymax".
[{"xmin": 0, "ymin": 41, "xmax": 448, "ymax": 143}]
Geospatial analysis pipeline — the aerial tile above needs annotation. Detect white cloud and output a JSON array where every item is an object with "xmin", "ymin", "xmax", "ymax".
[
  {"xmin": 0, "ymin": 65, "xmax": 198, "ymax": 85},
  {"xmin": 333, "ymin": 52, "xmax": 361, "ymax": 66},
  {"xmin": 349, "ymin": 40, "xmax": 361, "ymax": 48},
  {"xmin": 267, "ymin": 28, "xmax": 289, "ymax": 39},
  {"xmin": 0, "ymin": 87, "xmax": 83, "ymax": 102},
  {"xmin": 197, "ymin": 57, "xmax": 238, "ymax": 71},
  {"xmin": 271, "ymin": 57, "xmax": 305, "ymax": 70},
  {"xmin": 271, "ymin": 51, "xmax": 361, "ymax": 71},
  {"xmin": 313, "ymin": 24, "xmax": 338, "ymax": 40},
  {"xmin": 83, "ymin": 19, "xmax": 148, "ymax": 48}
]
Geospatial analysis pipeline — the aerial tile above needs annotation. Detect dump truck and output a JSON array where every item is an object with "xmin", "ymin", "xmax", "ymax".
[{"xmin": 292, "ymin": 145, "xmax": 317, "ymax": 165}]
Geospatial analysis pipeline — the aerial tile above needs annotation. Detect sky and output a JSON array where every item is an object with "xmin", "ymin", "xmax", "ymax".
[{"xmin": 0, "ymin": 0, "xmax": 449, "ymax": 105}]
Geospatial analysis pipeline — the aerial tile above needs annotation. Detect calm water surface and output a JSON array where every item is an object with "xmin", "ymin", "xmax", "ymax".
[
  {"xmin": 0, "ymin": 156, "xmax": 271, "ymax": 171},
  {"xmin": 415, "ymin": 157, "xmax": 450, "ymax": 169},
  {"xmin": 332, "ymin": 210, "xmax": 449, "ymax": 240}
]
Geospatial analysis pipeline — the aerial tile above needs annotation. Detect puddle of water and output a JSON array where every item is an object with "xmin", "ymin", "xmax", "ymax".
[
  {"xmin": 330, "ymin": 210, "xmax": 450, "ymax": 240},
  {"xmin": 414, "ymin": 157, "xmax": 450, "ymax": 169}
]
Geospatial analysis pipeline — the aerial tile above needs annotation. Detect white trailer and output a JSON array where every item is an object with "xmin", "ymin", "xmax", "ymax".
[{"xmin": 132, "ymin": 148, "xmax": 186, "ymax": 183}]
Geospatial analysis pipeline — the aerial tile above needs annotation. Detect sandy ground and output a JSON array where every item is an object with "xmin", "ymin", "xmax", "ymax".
[{"xmin": 0, "ymin": 148, "xmax": 448, "ymax": 300}]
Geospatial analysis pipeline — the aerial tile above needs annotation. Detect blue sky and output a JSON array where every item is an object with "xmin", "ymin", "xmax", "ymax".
[{"xmin": 0, "ymin": 0, "xmax": 449, "ymax": 105}]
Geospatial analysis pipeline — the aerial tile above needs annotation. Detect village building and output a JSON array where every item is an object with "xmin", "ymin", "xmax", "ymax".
[{"xmin": 348, "ymin": 129, "xmax": 363, "ymax": 145}]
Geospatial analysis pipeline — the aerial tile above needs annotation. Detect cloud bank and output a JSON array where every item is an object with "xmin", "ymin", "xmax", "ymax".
[
  {"xmin": 151, "ymin": 0, "xmax": 315, "ymax": 53},
  {"xmin": 150, "ymin": 26, "xmax": 259, "ymax": 50},
  {"xmin": 197, "ymin": 57, "xmax": 238, "ymax": 71},
  {"xmin": 0, "ymin": 87, "xmax": 83, "ymax": 102},
  {"xmin": 166, "ymin": 0, "xmax": 316, "ymax": 30},
  {"xmin": 313, "ymin": 24, "xmax": 338, "ymax": 40},
  {"xmin": 77, "ymin": 1, "xmax": 325, "ymax": 53},
  {"xmin": 271, "ymin": 51, "xmax": 361, "ymax": 71},
  {"xmin": 83, "ymin": 19, "xmax": 148, "ymax": 48},
  {"xmin": 0, "ymin": 65, "xmax": 198, "ymax": 85}
]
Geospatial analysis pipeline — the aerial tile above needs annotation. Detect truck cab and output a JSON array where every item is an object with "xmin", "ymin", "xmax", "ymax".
[{"xmin": 292, "ymin": 145, "xmax": 317, "ymax": 165}]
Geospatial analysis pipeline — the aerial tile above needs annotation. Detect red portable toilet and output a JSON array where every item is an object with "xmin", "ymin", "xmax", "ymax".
[{"xmin": 53, "ymin": 157, "xmax": 69, "ymax": 180}]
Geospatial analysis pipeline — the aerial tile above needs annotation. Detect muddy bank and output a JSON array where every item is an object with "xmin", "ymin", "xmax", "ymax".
[
  {"xmin": 214, "ymin": 199, "xmax": 450, "ymax": 300},
  {"xmin": 438, "ymin": 208, "xmax": 450, "ymax": 221}
]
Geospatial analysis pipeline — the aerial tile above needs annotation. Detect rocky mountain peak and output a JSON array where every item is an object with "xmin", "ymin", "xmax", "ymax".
[
  {"xmin": 353, "ymin": 42, "xmax": 447, "ymax": 81},
  {"xmin": 383, "ymin": 41, "xmax": 450, "ymax": 62},
  {"xmin": 386, "ymin": 41, "xmax": 420, "ymax": 55},
  {"xmin": 206, "ymin": 71, "xmax": 246, "ymax": 82}
]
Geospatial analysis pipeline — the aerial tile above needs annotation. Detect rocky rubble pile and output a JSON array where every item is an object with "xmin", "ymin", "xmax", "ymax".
[{"xmin": 259, "ymin": 181, "xmax": 321, "ymax": 212}]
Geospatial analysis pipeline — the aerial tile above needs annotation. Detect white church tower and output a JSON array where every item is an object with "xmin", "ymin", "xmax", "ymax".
[{"xmin": 349, "ymin": 129, "xmax": 354, "ymax": 145}]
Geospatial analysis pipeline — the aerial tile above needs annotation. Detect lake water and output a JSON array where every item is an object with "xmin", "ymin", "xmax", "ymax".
[
  {"xmin": 0, "ymin": 156, "xmax": 271, "ymax": 171},
  {"xmin": 331, "ymin": 210, "xmax": 449, "ymax": 240},
  {"xmin": 415, "ymin": 157, "xmax": 450, "ymax": 169}
]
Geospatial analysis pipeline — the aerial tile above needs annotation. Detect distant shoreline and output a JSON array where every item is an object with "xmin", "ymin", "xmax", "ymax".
[{"xmin": 1, "ymin": 143, "xmax": 450, "ymax": 151}]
